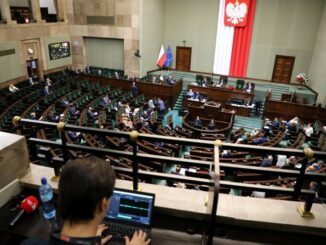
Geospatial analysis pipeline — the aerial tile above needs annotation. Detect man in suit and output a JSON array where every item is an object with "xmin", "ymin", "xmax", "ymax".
[
  {"xmin": 157, "ymin": 98, "xmax": 165, "ymax": 118},
  {"xmin": 193, "ymin": 116, "xmax": 203, "ymax": 128},
  {"xmin": 69, "ymin": 104, "xmax": 80, "ymax": 117},
  {"xmin": 60, "ymin": 98, "xmax": 70, "ymax": 108},
  {"xmin": 131, "ymin": 82, "xmax": 138, "ymax": 97},
  {"xmin": 47, "ymin": 110, "xmax": 59, "ymax": 122},
  {"xmin": 207, "ymin": 119, "xmax": 216, "ymax": 130},
  {"xmin": 99, "ymin": 94, "xmax": 111, "ymax": 108},
  {"xmin": 87, "ymin": 107, "xmax": 98, "ymax": 120}
]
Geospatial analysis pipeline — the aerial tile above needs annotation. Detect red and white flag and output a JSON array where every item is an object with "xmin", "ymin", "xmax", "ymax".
[
  {"xmin": 156, "ymin": 45, "xmax": 166, "ymax": 67},
  {"xmin": 224, "ymin": 0, "xmax": 250, "ymax": 27}
]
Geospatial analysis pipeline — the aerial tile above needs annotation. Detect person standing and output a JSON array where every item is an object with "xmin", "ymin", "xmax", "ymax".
[
  {"xmin": 157, "ymin": 98, "xmax": 165, "ymax": 118},
  {"xmin": 131, "ymin": 82, "xmax": 138, "ymax": 97}
]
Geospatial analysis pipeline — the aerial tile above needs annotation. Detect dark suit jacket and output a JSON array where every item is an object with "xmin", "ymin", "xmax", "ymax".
[{"xmin": 131, "ymin": 85, "xmax": 138, "ymax": 97}]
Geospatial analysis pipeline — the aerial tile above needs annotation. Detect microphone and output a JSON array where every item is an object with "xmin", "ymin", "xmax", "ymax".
[{"xmin": 10, "ymin": 195, "xmax": 39, "ymax": 227}]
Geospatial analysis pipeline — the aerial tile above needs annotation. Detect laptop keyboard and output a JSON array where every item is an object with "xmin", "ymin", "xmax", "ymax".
[{"xmin": 102, "ymin": 222, "xmax": 138, "ymax": 240}]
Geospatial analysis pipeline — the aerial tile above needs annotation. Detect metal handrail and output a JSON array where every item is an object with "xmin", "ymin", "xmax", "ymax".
[{"xmin": 13, "ymin": 117, "xmax": 326, "ymax": 244}]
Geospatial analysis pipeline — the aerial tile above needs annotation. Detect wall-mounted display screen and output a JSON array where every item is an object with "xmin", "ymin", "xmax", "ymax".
[{"xmin": 49, "ymin": 42, "xmax": 70, "ymax": 60}]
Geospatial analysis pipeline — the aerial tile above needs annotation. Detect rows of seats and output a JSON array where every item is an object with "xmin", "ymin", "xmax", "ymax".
[{"xmin": 1, "ymin": 71, "xmax": 325, "ymax": 202}]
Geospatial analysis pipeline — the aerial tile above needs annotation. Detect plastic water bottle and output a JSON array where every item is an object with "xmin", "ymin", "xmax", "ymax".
[{"xmin": 39, "ymin": 177, "xmax": 56, "ymax": 219}]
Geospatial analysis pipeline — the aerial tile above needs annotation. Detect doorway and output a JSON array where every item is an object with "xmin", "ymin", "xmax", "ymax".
[
  {"xmin": 26, "ymin": 59, "xmax": 39, "ymax": 79},
  {"xmin": 271, "ymin": 55, "xmax": 295, "ymax": 83},
  {"xmin": 176, "ymin": 47, "xmax": 192, "ymax": 72}
]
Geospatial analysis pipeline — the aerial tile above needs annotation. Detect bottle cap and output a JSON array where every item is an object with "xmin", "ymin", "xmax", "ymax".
[{"xmin": 41, "ymin": 177, "xmax": 47, "ymax": 185}]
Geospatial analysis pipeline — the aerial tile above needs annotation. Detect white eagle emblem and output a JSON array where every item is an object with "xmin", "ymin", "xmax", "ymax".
[{"xmin": 226, "ymin": 1, "xmax": 248, "ymax": 25}]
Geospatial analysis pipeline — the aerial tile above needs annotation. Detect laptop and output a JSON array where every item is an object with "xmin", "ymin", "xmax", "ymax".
[{"xmin": 102, "ymin": 189, "xmax": 155, "ymax": 242}]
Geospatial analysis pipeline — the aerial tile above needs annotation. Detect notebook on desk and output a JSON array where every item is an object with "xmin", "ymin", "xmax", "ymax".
[{"xmin": 102, "ymin": 189, "xmax": 155, "ymax": 242}]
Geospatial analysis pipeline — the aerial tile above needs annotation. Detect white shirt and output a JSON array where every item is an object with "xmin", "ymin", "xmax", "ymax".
[{"xmin": 305, "ymin": 126, "xmax": 313, "ymax": 137}]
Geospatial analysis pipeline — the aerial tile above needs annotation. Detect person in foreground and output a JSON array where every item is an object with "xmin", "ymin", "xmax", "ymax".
[{"xmin": 22, "ymin": 157, "xmax": 150, "ymax": 245}]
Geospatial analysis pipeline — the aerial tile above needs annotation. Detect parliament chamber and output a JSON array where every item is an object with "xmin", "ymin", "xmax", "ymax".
[{"xmin": 1, "ymin": 0, "xmax": 326, "ymax": 245}]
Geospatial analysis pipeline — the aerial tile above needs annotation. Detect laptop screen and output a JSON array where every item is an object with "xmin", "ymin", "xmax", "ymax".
[{"xmin": 106, "ymin": 189, "xmax": 155, "ymax": 227}]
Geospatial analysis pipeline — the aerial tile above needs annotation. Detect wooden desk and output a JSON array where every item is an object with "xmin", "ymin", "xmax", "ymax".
[
  {"xmin": 80, "ymin": 75, "xmax": 183, "ymax": 107},
  {"xmin": 188, "ymin": 85, "xmax": 254, "ymax": 102},
  {"xmin": 225, "ymin": 104, "xmax": 252, "ymax": 117},
  {"xmin": 264, "ymin": 99, "xmax": 326, "ymax": 123}
]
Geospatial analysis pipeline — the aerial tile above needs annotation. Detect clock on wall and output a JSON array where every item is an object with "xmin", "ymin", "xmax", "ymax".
[{"xmin": 27, "ymin": 48, "xmax": 34, "ymax": 55}]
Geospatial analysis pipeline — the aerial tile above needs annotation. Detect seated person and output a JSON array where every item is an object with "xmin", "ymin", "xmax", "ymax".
[
  {"xmin": 192, "ymin": 116, "xmax": 203, "ymax": 128},
  {"xmin": 124, "ymin": 104, "xmax": 132, "ymax": 115},
  {"xmin": 87, "ymin": 107, "xmax": 98, "ymax": 120},
  {"xmin": 276, "ymin": 155, "xmax": 287, "ymax": 168},
  {"xmin": 207, "ymin": 119, "xmax": 216, "ymax": 130},
  {"xmin": 221, "ymin": 150, "xmax": 232, "ymax": 158},
  {"xmin": 202, "ymin": 77, "xmax": 208, "ymax": 87},
  {"xmin": 304, "ymin": 123, "xmax": 314, "ymax": 138},
  {"xmin": 244, "ymin": 99, "xmax": 255, "ymax": 108},
  {"xmin": 166, "ymin": 75, "xmax": 175, "ymax": 85},
  {"xmin": 142, "ymin": 111, "xmax": 150, "ymax": 123},
  {"xmin": 120, "ymin": 114, "xmax": 134, "ymax": 129},
  {"xmin": 236, "ymin": 132, "xmax": 251, "ymax": 144},
  {"xmin": 99, "ymin": 94, "xmax": 111, "ymax": 108},
  {"xmin": 47, "ymin": 110, "xmax": 59, "ymax": 122},
  {"xmin": 67, "ymin": 131, "xmax": 83, "ymax": 143},
  {"xmin": 9, "ymin": 83, "xmax": 19, "ymax": 93},
  {"xmin": 151, "ymin": 76, "xmax": 157, "ymax": 84},
  {"xmin": 186, "ymin": 89, "xmax": 194, "ymax": 98},
  {"xmin": 69, "ymin": 104, "xmax": 80, "ymax": 117},
  {"xmin": 217, "ymin": 76, "xmax": 228, "ymax": 87},
  {"xmin": 253, "ymin": 133, "xmax": 268, "ymax": 145},
  {"xmin": 59, "ymin": 98, "xmax": 70, "ymax": 108},
  {"xmin": 193, "ymin": 91, "xmax": 202, "ymax": 100},
  {"xmin": 30, "ymin": 112, "xmax": 38, "ymax": 120},
  {"xmin": 288, "ymin": 116, "xmax": 299, "ymax": 126},
  {"xmin": 251, "ymin": 128, "xmax": 260, "ymax": 137},
  {"xmin": 159, "ymin": 73, "xmax": 164, "ymax": 82},
  {"xmin": 307, "ymin": 160, "xmax": 325, "ymax": 172},
  {"xmin": 261, "ymin": 155, "xmax": 273, "ymax": 167},
  {"xmin": 244, "ymin": 82, "xmax": 255, "ymax": 93},
  {"xmin": 267, "ymin": 117, "xmax": 280, "ymax": 129},
  {"xmin": 283, "ymin": 156, "xmax": 298, "ymax": 169},
  {"xmin": 22, "ymin": 157, "xmax": 149, "ymax": 245}
]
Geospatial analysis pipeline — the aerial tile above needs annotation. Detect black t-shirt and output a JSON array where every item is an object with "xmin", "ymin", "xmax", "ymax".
[{"xmin": 21, "ymin": 234, "xmax": 101, "ymax": 245}]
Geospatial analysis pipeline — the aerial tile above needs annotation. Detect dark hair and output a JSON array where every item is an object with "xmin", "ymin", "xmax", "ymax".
[{"xmin": 58, "ymin": 157, "xmax": 116, "ymax": 223}]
